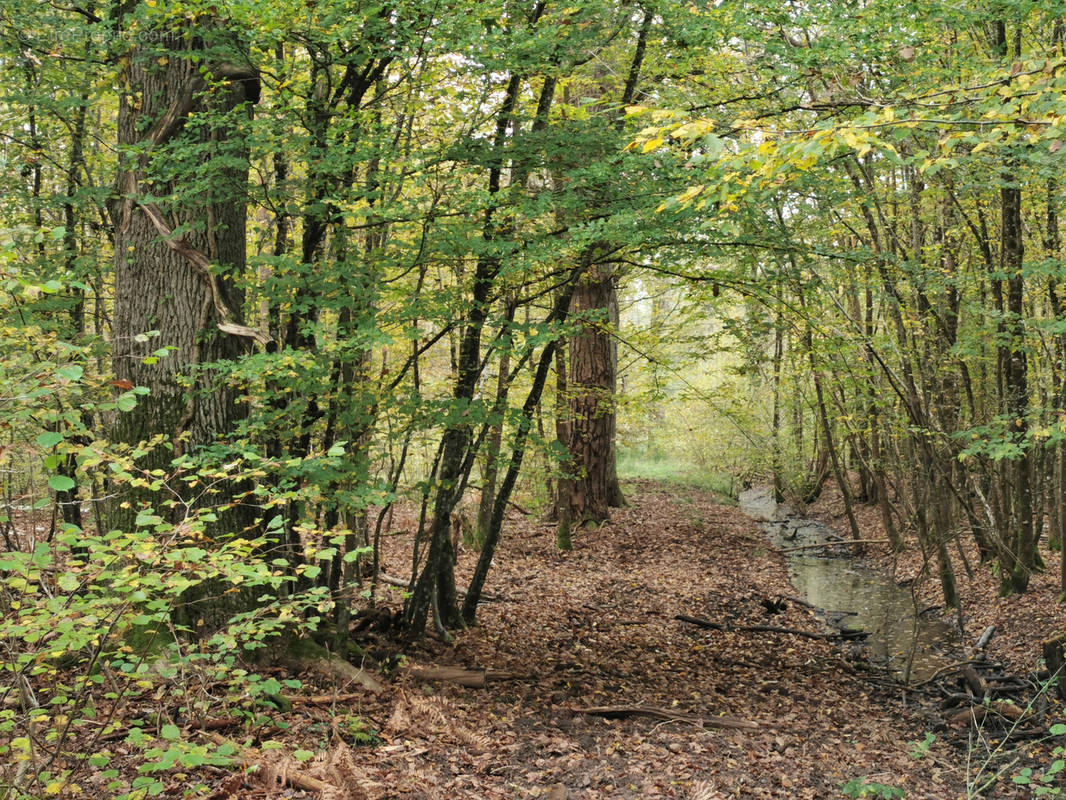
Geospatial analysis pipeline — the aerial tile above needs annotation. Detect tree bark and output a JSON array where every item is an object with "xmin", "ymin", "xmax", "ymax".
[
  {"xmin": 566, "ymin": 264, "xmax": 616, "ymax": 526},
  {"xmin": 110, "ymin": 21, "xmax": 259, "ymax": 515},
  {"xmin": 109, "ymin": 19, "xmax": 260, "ymax": 631}
]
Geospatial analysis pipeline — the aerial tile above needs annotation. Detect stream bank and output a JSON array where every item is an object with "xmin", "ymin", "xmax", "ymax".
[{"xmin": 739, "ymin": 487, "xmax": 961, "ymax": 683}]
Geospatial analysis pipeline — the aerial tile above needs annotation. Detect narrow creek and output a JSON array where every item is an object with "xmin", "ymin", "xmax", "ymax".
[{"xmin": 739, "ymin": 487, "xmax": 961, "ymax": 682}]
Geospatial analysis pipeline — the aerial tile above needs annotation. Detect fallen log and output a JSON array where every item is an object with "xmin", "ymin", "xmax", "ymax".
[
  {"xmin": 407, "ymin": 666, "xmax": 520, "ymax": 688},
  {"xmin": 675, "ymin": 614, "xmax": 865, "ymax": 641},
  {"xmin": 946, "ymin": 701, "xmax": 1024, "ymax": 729},
  {"xmin": 571, "ymin": 704, "xmax": 759, "ymax": 731},
  {"xmin": 779, "ymin": 595, "xmax": 857, "ymax": 618},
  {"xmin": 777, "ymin": 539, "xmax": 890, "ymax": 554},
  {"xmin": 286, "ymin": 655, "xmax": 385, "ymax": 694}
]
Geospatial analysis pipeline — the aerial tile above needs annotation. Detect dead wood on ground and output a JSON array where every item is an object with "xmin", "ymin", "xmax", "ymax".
[
  {"xmin": 407, "ymin": 666, "xmax": 522, "ymax": 688},
  {"xmin": 675, "ymin": 613, "xmax": 865, "ymax": 641},
  {"xmin": 570, "ymin": 704, "xmax": 759, "ymax": 731}
]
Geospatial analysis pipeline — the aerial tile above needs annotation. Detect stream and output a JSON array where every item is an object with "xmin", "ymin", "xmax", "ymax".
[{"xmin": 739, "ymin": 487, "xmax": 961, "ymax": 682}]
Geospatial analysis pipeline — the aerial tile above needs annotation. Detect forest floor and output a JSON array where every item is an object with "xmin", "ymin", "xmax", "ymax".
[
  {"xmin": 25, "ymin": 479, "xmax": 1065, "ymax": 799},
  {"xmin": 214, "ymin": 479, "xmax": 1064, "ymax": 800}
]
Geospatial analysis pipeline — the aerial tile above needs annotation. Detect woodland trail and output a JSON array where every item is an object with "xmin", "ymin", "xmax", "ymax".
[{"xmin": 328, "ymin": 480, "xmax": 973, "ymax": 799}]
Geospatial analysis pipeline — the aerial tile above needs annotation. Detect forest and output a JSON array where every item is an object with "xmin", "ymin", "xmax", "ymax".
[{"xmin": 1, "ymin": 0, "xmax": 1066, "ymax": 797}]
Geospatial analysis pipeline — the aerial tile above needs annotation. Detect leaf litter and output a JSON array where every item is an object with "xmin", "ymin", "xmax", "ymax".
[
  {"xmin": 333, "ymin": 479, "xmax": 1014, "ymax": 799},
  {"xmin": 31, "ymin": 480, "xmax": 1065, "ymax": 798}
]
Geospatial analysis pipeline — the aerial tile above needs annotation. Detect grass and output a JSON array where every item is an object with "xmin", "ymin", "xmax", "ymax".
[{"xmin": 617, "ymin": 450, "xmax": 737, "ymax": 501}]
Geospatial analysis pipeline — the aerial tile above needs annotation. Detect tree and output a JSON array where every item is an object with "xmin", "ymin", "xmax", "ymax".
[{"xmin": 109, "ymin": 9, "xmax": 263, "ymax": 535}]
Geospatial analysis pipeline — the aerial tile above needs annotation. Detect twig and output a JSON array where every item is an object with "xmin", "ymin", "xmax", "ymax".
[
  {"xmin": 675, "ymin": 614, "xmax": 864, "ymax": 641},
  {"xmin": 571, "ymin": 704, "xmax": 759, "ymax": 731}
]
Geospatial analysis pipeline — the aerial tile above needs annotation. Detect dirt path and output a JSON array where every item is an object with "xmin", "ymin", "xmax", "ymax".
[{"xmin": 341, "ymin": 481, "xmax": 968, "ymax": 799}]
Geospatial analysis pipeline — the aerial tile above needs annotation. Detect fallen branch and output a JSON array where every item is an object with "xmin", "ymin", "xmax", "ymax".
[
  {"xmin": 185, "ymin": 717, "xmax": 241, "ymax": 731},
  {"xmin": 571, "ymin": 704, "xmax": 759, "ymax": 731},
  {"xmin": 946, "ymin": 701, "xmax": 1024, "ymax": 728},
  {"xmin": 912, "ymin": 659, "xmax": 987, "ymax": 688},
  {"xmin": 285, "ymin": 655, "xmax": 385, "ymax": 694},
  {"xmin": 974, "ymin": 625, "xmax": 996, "ymax": 651},
  {"xmin": 777, "ymin": 539, "xmax": 890, "ymax": 553},
  {"xmin": 378, "ymin": 572, "xmax": 502, "ymax": 601},
  {"xmin": 203, "ymin": 732, "xmax": 334, "ymax": 793},
  {"xmin": 378, "ymin": 572, "xmax": 412, "ymax": 589},
  {"xmin": 408, "ymin": 666, "xmax": 521, "ymax": 688},
  {"xmin": 283, "ymin": 692, "xmax": 367, "ymax": 706},
  {"xmin": 676, "ymin": 614, "xmax": 865, "ymax": 641}
]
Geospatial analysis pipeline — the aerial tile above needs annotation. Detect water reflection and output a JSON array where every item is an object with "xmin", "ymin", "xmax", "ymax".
[{"xmin": 739, "ymin": 488, "xmax": 958, "ymax": 682}]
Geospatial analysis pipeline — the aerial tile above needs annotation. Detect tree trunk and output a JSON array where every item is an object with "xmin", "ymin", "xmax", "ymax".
[
  {"xmin": 555, "ymin": 338, "xmax": 573, "ymax": 550},
  {"xmin": 477, "ymin": 346, "xmax": 511, "ymax": 548},
  {"xmin": 111, "ymin": 21, "xmax": 259, "ymax": 513},
  {"xmin": 605, "ymin": 279, "xmax": 626, "ymax": 508},
  {"xmin": 109, "ymin": 19, "xmax": 261, "ymax": 632},
  {"xmin": 566, "ymin": 264, "xmax": 616, "ymax": 526}
]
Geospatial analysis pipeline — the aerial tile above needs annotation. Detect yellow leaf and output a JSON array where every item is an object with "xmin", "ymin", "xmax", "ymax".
[
  {"xmin": 641, "ymin": 137, "xmax": 664, "ymax": 153},
  {"xmin": 673, "ymin": 120, "xmax": 714, "ymax": 140},
  {"xmin": 677, "ymin": 184, "xmax": 706, "ymax": 204}
]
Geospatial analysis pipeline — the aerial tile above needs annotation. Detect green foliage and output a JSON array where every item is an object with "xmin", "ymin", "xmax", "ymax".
[
  {"xmin": 841, "ymin": 778, "xmax": 905, "ymax": 799},
  {"xmin": 1010, "ymin": 725, "xmax": 1066, "ymax": 798},
  {"xmin": 908, "ymin": 732, "xmax": 936, "ymax": 760},
  {"xmin": 4, "ymin": 0, "xmax": 1066, "ymax": 789},
  {"xmin": 0, "ymin": 499, "xmax": 330, "ymax": 796},
  {"xmin": 617, "ymin": 450, "xmax": 735, "ymax": 499}
]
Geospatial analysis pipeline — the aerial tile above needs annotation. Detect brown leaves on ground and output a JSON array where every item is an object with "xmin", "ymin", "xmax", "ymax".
[{"xmin": 333, "ymin": 480, "xmax": 971, "ymax": 798}]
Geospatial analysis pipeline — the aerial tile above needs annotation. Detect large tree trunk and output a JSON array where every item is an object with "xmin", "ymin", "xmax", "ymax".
[
  {"xmin": 112, "ymin": 23, "xmax": 258, "ymax": 465},
  {"xmin": 566, "ymin": 265, "xmax": 616, "ymax": 526},
  {"xmin": 109, "ymin": 21, "xmax": 260, "ymax": 628}
]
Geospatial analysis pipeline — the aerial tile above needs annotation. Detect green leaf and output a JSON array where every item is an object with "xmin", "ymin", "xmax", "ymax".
[
  {"xmin": 57, "ymin": 364, "xmax": 83, "ymax": 382},
  {"xmin": 37, "ymin": 432, "xmax": 64, "ymax": 448},
  {"xmin": 160, "ymin": 724, "xmax": 180, "ymax": 741},
  {"xmin": 49, "ymin": 475, "xmax": 76, "ymax": 493}
]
